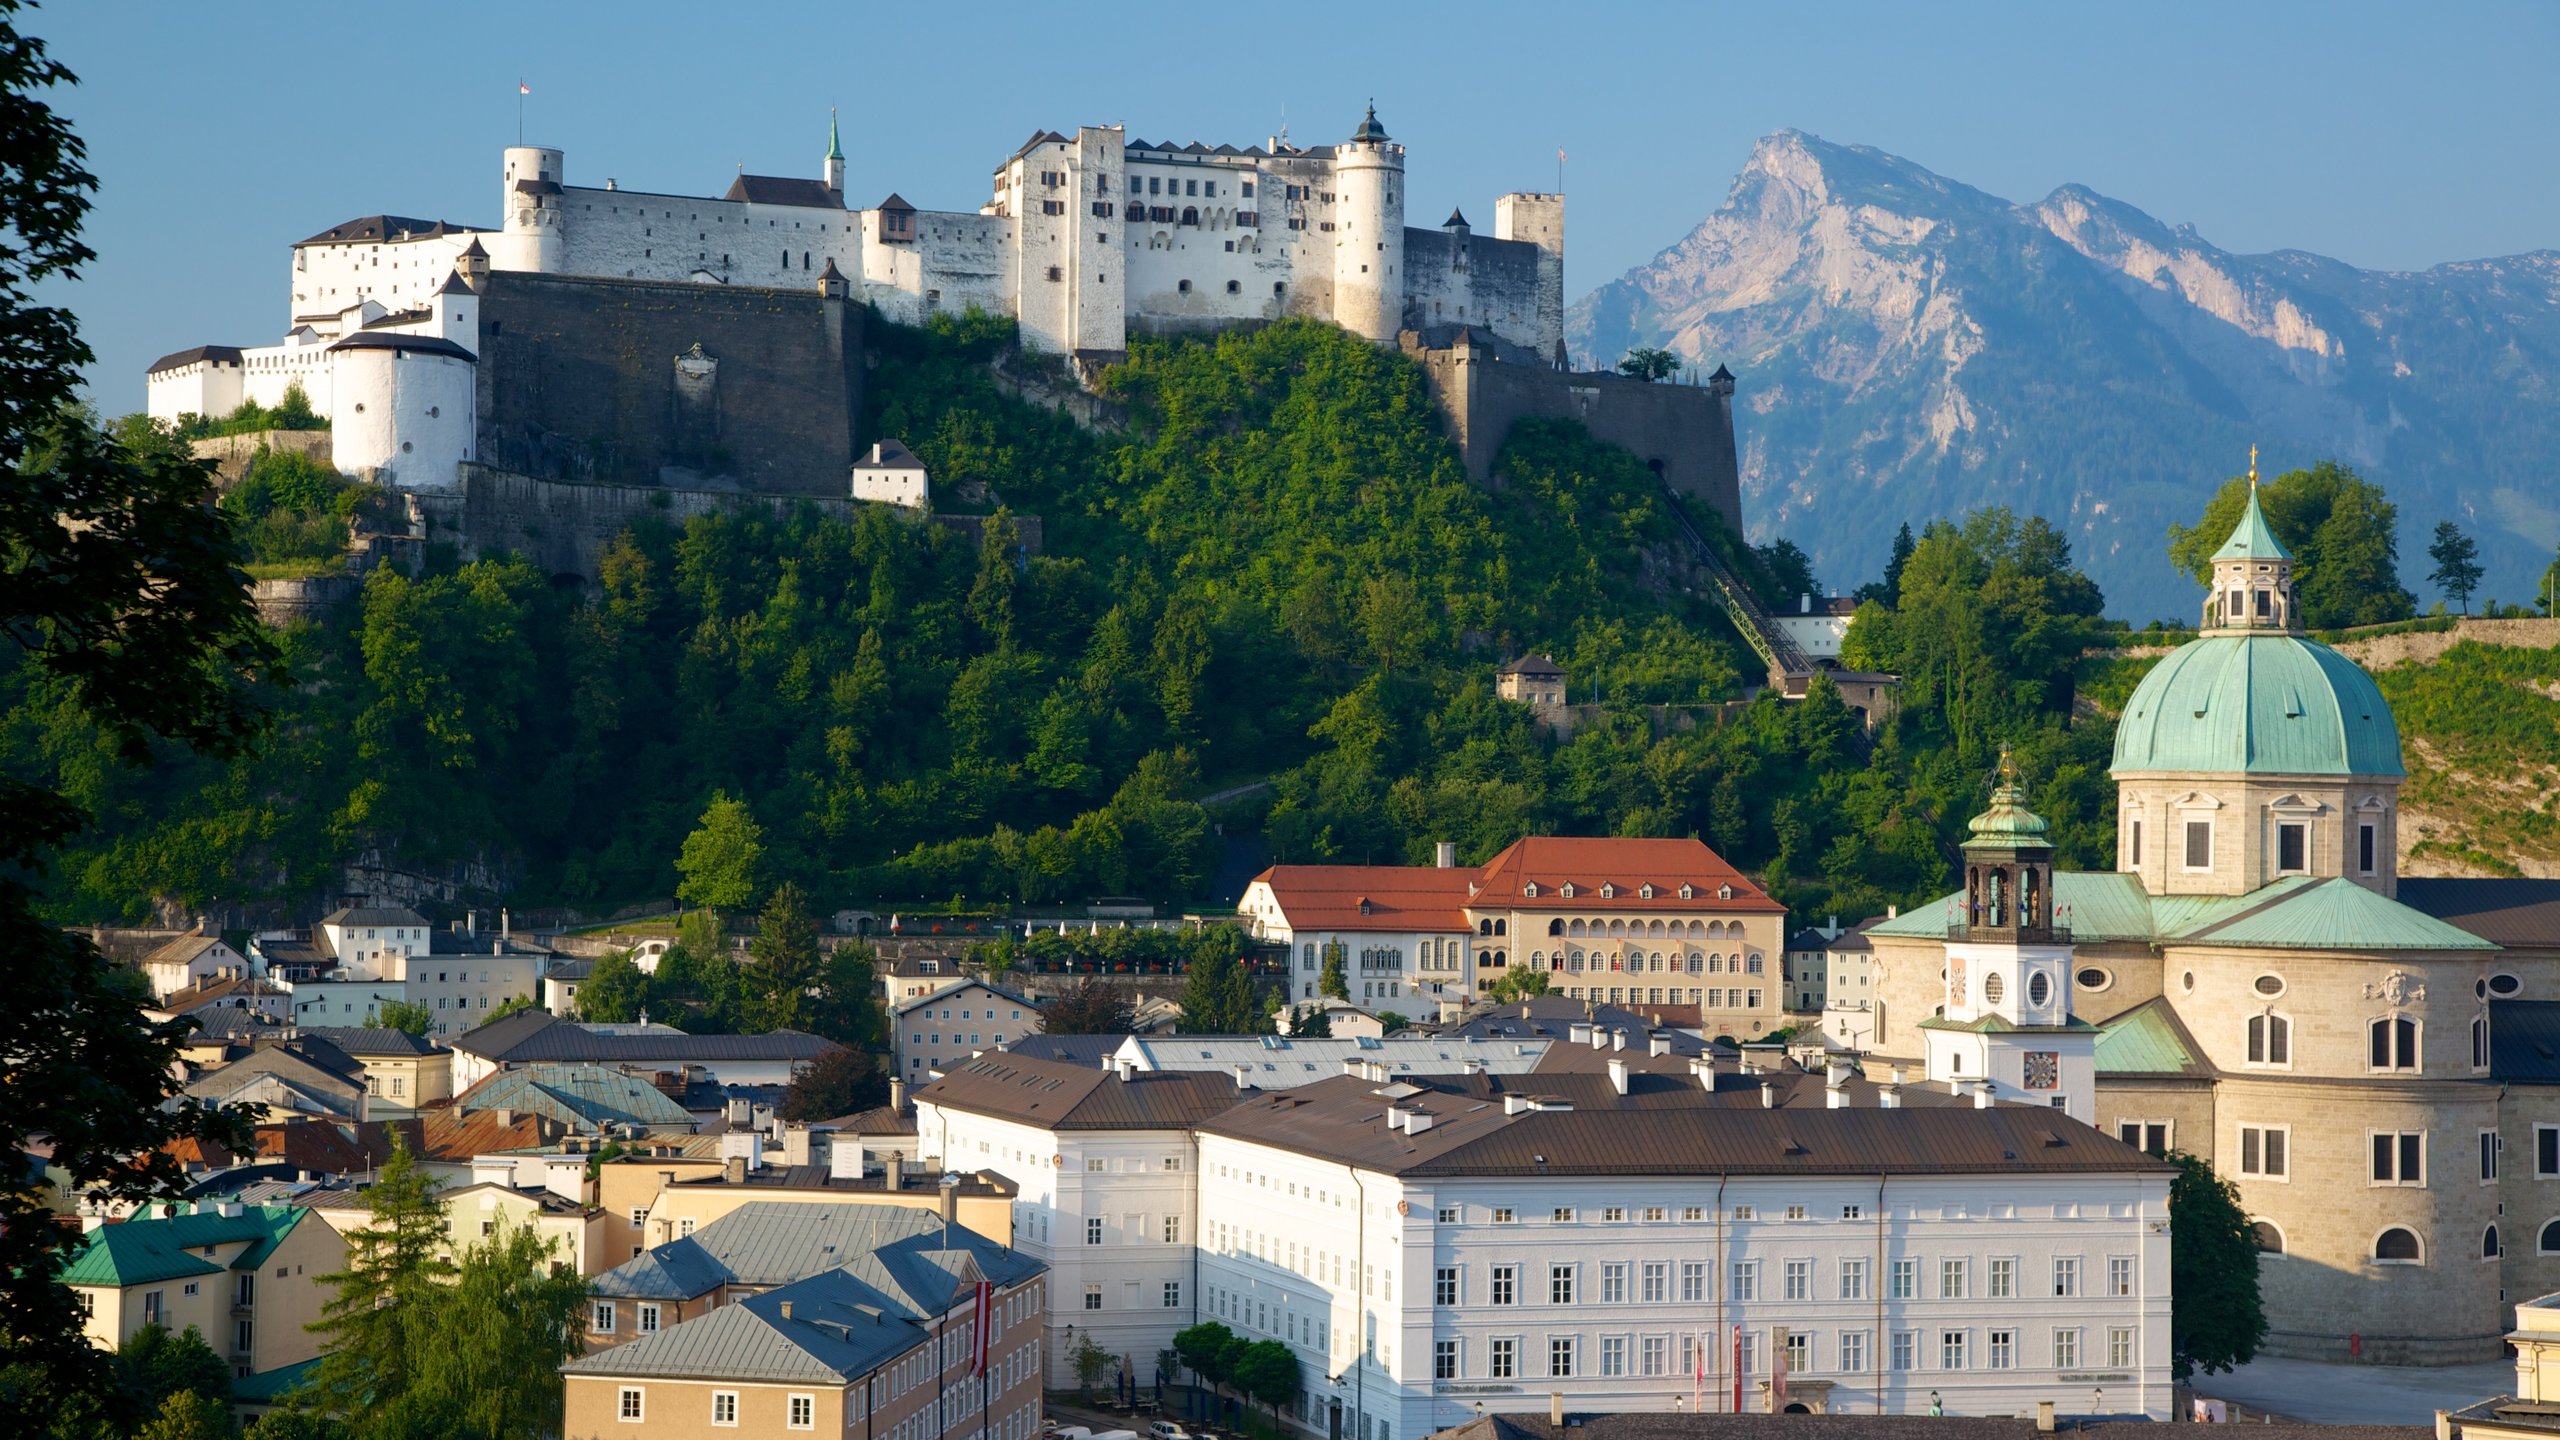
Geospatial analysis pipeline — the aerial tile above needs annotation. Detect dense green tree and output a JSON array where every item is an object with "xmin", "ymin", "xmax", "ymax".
[
  {"xmin": 572, "ymin": 950, "xmax": 651, "ymax": 1024},
  {"xmin": 676, "ymin": 792, "xmax": 764, "ymax": 917},
  {"xmin": 0, "ymin": 11, "xmax": 272, "ymax": 1429},
  {"xmin": 778, "ymin": 1044, "xmax": 889, "ymax": 1122},
  {"xmin": 1171, "ymin": 1322, "xmax": 1239, "ymax": 1396},
  {"xmin": 1283, "ymin": 1004, "xmax": 1332, "ymax": 1037},
  {"xmin": 114, "ymin": 1323, "xmax": 234, "ymax": 1435},
  {"xmin": 136, "ymin": 1390, "xmax": 236, "ymax": 1440},
  {"xmin": 1486, "ymin": 967, "xmax": 1553, "ymax": 1003},
  {"xmin": 1755, "ymin": 538, "xmax": 1820, "ymax": 609},
  {"xmin": 1616, "ymin": 347, "xmax": 1679, "ymax": 382},
  {"xmin": 1180, "ymin": 945, "xmax": 1262, "ymax": 1035},
  {"xmin": 2167, "ymin": 1151, "xmax": 2266, "ymax": 1380},
  {"xmin": 746, "ymin": 881, "xmax": 823, "ymax": 1031},
  {"xmin": 1068, "ymin": 1333, "xmax": 1114, "ymax": 1403},
  {"xmin": 1855, "ymin": 522, "xmax": 1917, "ymax": 606},
  {"xmin": 2166, "ymin": 461, "xmax": 2414, "ymax": 628},
  {"xmin": 375, "ymin": 998, "xmax": 433, "ymax": 1037},
  {"xmin": 2428, "ymin": 521, "xmax": 2484, "ymax": 615},
  {"xmin": 399, "ymin": 1222, "xmax": 589, "ymax": 1440},
  {"xmin": 1041, "ymin": 977, "xmax": 1136, "ymax": 1035},
  {"xmin": 1229, "ymin": 1339, "xmax": 1301, "ymax": 1425},
  {"xmin": 300, "ymin": 1134, "xmax": 451, "ymax": 1423},
  {"xmin": 1318, "ymin": 943, "xmax": 1348, "ymax": 1002}
]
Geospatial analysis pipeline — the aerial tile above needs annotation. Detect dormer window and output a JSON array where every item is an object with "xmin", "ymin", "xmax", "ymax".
[
  {"xmin": 1357, "ymin": 897, "xmax": 1373, "ymax": 915},
  {"xmin": 1599, "ymin": 883, "xmax": 1616, "ymax": 899},
  {"xmin": 1678, "ymin": 884, "xmax": 1694, "ymax": 900},
  {"xmin": 1523, "ymin": 883, "xmax": 1539, "ymax": 898},
  {"xmin": 1717, "ymin": 884, "xmax": 1735, "ymax": 901},
  {"xmin": 1639, "ymin": 884, "xmax": 1656, "ymax": 900},
  {"xmin": 1559, "ymin": 882, "xmax": 1576, "ymax": 899}
]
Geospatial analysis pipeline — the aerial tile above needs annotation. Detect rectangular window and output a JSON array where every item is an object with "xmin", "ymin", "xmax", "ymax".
[
  {"xmin": 1437, "ymin": 1207, "xmax": 1458, "ymax": 1224},
  {"xmin": 1730, "ymin": 1260, "xmax": 1759, "ymax": 1301},
  {"xmin": 1434, "ymin": 1340, "xmax": 1458, "ymax": 1381},
  {"xmin": 1989, "ymin": 1258, "xmax": 2014, "ymax": 1299},
  {"xmin": 619, "ymin": 1388, "xmax": 644, "ymax": 1422},
  {"xmin": 712, "ymin": 1391, "xmax": 739, "ymax": 1426},
  {"xmin": 2277, "ymin": 822, "xmax": 2307, "ymax": 873},
  {"xmin": 1783, "ymin": 1259, "xmax": 1811, "ymax": 1301},
  {"xmin": 1164, "ymin": 1281, "xmax": 1182, "ymax": 1308},
  {"xmin": 1549, "ymin": 1337, "xmax": 1575, "ymax": 1378},
  {"xmin": 1601, "ymin": 1337, "xmax": 1626, "ymax": 1376},
  {"xmin": 1601, "ymin": 1262, "xmax": 1627, "ymax": 1303},
  {"xmin": 1549, "ymin": 1264, "xmax": 1575, "ymax": 1304},
  {"xmin": 1891, "ymin": 1331, "xmax": 1917, "ymax": 1372},
  {"xmin": 2484, "ymin": 1130, "xmax": 2503, "ymax": 1182},
  {"xmin": 2108, "ymin": 1257, "xmax": 2134, "ymax": 1297},
  {"xmin": 1552, "ymin": 1207, "xmax": 1574, "ymax": 1223},
  {"xmin": 1435, "ymin": 1268, "xmax": 1459, "ymax": 1306},
  {"xmin": 2117, "ymin": 1121, "xmax": 2171, "ymax": 1153},
  {"xmin": 2054, "ymin": 1328, "xmax": 2080, "ymax": 1369},
  {"xmin": 1642, "ymin": 1261, "xmax": 1667, "ymax": 1302},
  {"xmin": 1492, "ymin": 1208, "xmax": 1515, "ymax": 1224},
  {"xmin": 1163, "ymin": 1215, "xmax": 1181, "ymax": 1243},
  {"xmin": 638, "ymin": 1303, "xmax": 660, "ymax": 1333},
  {"xmin": 1840, "ymin": 1330, "xmax": 1869, "ymax": 1373},
  {"xmin": 788, "ymin": 1394, "xmax": 814, "ymax": 1429},
  {"xmin": 1890, "ymin": 1259, "xmax": 1916, "ymax": 1299},
  {"xmin": 2109, "ymin": 1328, "xmax": 2135, "ymax": 1368},
  {"xmin": 1940, "ymin": 1330, "xmax": 1968, "ymax": 1371},
  {"xmin": 1784, "ymin": 1330, "xmax": 1812, "ymax": 1375},
  {"xmin": 2184, "ymin": 820, "xmax": 2213, "ymax": 870},
  {"xmin": 2538, "ymin": 1125, "xmax": 2560, "ymax": 1178},
  {"xmin": 1839, "ymin": 1258, "xmax": 1867, "ymax": 1301},
  {"xmin": 1491, "ymin": 1265, "xmax": 1516, "ymax": 1306},
  {"xmin": 1490, "ymin": 1338, "xmax": 1516, "ymax": 1379},
  {"xmin": 1087, "ymin": 1218, "xmax": 1104, "ymax": 1245},
  {"xmin": 1941, "ymin": 1259, "xmax": 1967, "ymax": 1299},
  {"xmin": 2240, "ymin": 1125, "xmax": 2289, "ymax": 1178},
  {"xmin": 593, "ymin": 1302, "xmax": 616, "ymax": 1333},
  {"xmin": 2130, "ymin": 819, "xmax": 2144, "ymax": 866},
  {"xmin": 2360, "ymin": 822, "xmax": 2379, "ymax": 875},
  {"xmin": 2373, "ymin": 1131, "xmax": 2426, "ymax": 1185},
  {"xmin": 1083, "ymin": 1285, "xmax": 1102, "ymax": 1310},
  {"xmin": 1680, "ymin": 1261, "xmax": 1706, "ymax": 1303},
  {"xmin": 2052, "ymin": 1257, "xmax": 2079, "ymax": 1297},
  {"xmin": 1642, "ymin": 1336, "xmax": 1667, "ymax": 1376},
  {"xmin": 1988, "ymin": 1329, "xmax": 2014, "ymax": 1369}
]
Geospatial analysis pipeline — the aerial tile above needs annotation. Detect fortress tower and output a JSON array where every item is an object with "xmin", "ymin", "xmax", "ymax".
[
  {"xmin": 495, "ymin": 146, "xmax": 566, "ymax": 273},
  {"xmin": 1330, "ymin": 102, "xmax": 1405, "ymax": 343},
  {"xmin": 1494, "ymin": 191, "xmax": 1565, "ymax": 364},
  {"xmin": 823, "ymin": 110, "xmax": 845, "ymax": 201}
]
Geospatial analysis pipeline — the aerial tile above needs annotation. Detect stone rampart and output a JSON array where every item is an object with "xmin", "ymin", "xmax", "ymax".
[
  {"xmin": 189, "ymin": 429, "xmax": 333, "ymax": 487},
  {"xmin": 1405, "ymin": 330, "xmax": 1743, "ymax": 531}
]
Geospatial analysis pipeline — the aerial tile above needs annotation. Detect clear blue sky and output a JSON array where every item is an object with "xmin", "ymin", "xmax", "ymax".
[{"xmin": 40, "ymin": 0, "xmax": 2560, "ymax": 410}]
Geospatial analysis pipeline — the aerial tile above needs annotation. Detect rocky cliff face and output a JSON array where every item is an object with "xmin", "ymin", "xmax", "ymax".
[{"xmin": 1570, "ymin": 131, "xmax": 2560, "ymax": 616}]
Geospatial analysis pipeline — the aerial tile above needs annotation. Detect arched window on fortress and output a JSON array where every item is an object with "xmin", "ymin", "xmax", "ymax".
[
  {"xmin": 2369, "ymin": 1015, "xmax": 2420, "ymax": 1071},
  {"xmin": 2246, "ymin": 1012, "xmax": 2292, "ymax": 1067},
  {"xmin": 2372, "ymin": 1228, "xmax": 2422, "ymax": 1264}
]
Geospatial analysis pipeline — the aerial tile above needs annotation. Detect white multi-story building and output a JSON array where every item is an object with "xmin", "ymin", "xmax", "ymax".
[
  {"xmin": 916, "ymin": 1049, "xmax": 2174, "ymax": 1432},
  {"xmin": 252, "ymin": 908, "xmax": 548, "ymax": 1036},
  {"xmin": 914, "ymin": 1054, "xmax": 1242, "ymax": 1387}
]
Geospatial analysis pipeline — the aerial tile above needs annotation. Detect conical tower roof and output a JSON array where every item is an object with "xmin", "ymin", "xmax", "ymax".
[
  {"xmin": 826, "ymin": 108, "xmax": 844, "ymax": 161},
  {"xmin": 1351, "ymin": 100, "xmax": 1388, "ymax": 142},
  {"xmin": 2213, "ymin": 446, "xmax": 2293, "ymax": 563}
]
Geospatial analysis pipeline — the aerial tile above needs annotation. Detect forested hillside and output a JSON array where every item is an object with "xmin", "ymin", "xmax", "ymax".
[{"xmin": 9, "ymin": 317, "xmax": 2130, "ymax": 928}]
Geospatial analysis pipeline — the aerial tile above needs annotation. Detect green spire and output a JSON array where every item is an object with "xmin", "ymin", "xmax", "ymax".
[
  {"xmin": 826, "ymin": 108, "xmax": 843, "ymax": 161},
  {"xmin": 2213, "ymin": 443, "xmax": 2295, "ymax": 563}
]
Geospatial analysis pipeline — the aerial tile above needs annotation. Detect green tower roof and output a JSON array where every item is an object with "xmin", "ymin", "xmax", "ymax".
[
  {"xmin": 2110, "ymin": 633, "xmax": 2404, "ymax": 777},
  {"xmin": 2214, "ymin": 451, "xmax": 2294, "ymax": 564},
  {"xmin": 826, "ymin": 109, "xmax": 843, "ymax": 161},
  {"xmin": 1962, "ymin": 746, "xmax": 2051, "ymax": 852}
]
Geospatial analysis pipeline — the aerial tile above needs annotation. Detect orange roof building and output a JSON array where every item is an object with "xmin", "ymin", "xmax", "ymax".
[{"xmin": 1239, "ymin": 836, "xmax": 1791, "ymax": 1038}]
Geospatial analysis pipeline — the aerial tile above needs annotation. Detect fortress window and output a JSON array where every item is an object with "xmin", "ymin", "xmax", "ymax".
[
  {"xmin": 1242, "ymin": 182, "xmax": 1255, "ymax": 198},
  {"xmin": 1226, "ymin": 280, "xmax": 1240, "ymax": 294},
  {"xmin": 1046, "ymin": 267, "xmax": 1062, "ymax": 282},
  {"xmin": 1186, "ymin": 180, "xmax": 1198, "ymax": 196},
  {"xmin": 1177, "ymin": 280, "xmax": 1192, "ymax": 294},
  {"xmin": 1148, "ymin": 178, "xmax": 1161, "ymax": 195}
]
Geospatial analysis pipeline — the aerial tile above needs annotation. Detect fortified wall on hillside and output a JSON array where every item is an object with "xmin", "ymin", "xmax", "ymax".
[{"xmin": 142, "ymin": 102, "xmax": 1750, "ymax": 575}]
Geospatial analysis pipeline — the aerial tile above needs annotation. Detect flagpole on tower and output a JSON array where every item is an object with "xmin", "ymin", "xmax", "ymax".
[
  {"xmin": 1557, "ymin": 145, "xmax": 1566, "ymax": 194},
  {"xmin": 518, "ymin": 79, "xmax": 530, "ymax": 145}
]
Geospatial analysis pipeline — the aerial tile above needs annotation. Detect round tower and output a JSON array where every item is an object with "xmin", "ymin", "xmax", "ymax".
[
  {"xmin": 495, "ymin": 145, "xmax": 566, "ymax": 272},
  {"xmin": 327, "ymin": 333, "xmax": 476, "ymax": 492},
  {"xmin": 1330, "ymin": 101, "xmax": 1405, "ymax": 342}
]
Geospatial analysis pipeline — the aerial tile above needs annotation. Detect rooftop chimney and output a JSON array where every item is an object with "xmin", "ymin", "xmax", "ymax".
[
  {"xmin": 1404, "ymin": 1110, "xmax": 1434, "ymax": 1135},
  {"xmin": 1610, "ymin": 1029, "xmax": 1627, "ymax": 1052},
  {"xmin": 884, "ymin": 1151, "xmax": 904, "ymax": 1191},
  {"xmin": 1880, "ymin": 1066, "xmax": 1903, "ymax": 1109},
  {"xmin": 1435, "ymin": 842, "xmax": 1458, "ymax": 869},
  {"xmin": 889, "ymin": 1077, "xmax": 907, "ymax": 1112},
  {"xmin": 1887, "ymin": 904, "xmax": 1900, "ymax": 920},
  {"xmin": 1649, "ymin": 1033, "xmax": 1671, "ymax": 1057},
  {"xmin": 1462, "ymin": 1058, "xmax": 1485, "ymax": 1076},
  {"xmin": 1607, "ymin": 1058, "xmax": 1629, "ymax": 1096},
  {"xmin": 1587, "ymin": 1027, "xmax": 1606, "ymax": 1051},
  {"xmin": 1567, "ymin": 1022, "xmax": 1590, "ymax": 1046},
  {"xmin": 1504, "ymin": 1094, "xmax": 1530, "ymax": 1115},
  {"xmin": 1233, "ymin": 1064, "xmax": 1252, "ymax": 1091},
  {"xmin": 2037, "ymin": 1401, "xmax": 2057, "ymax": 1433},
  {"xmin": 1760, "ymin": 1081, "xmax": 1778, "ymax": 1109},
  {"xmin": 1973, "ymin": 1081, "xmax": 1995, "ymax": 1109},
  {"xmin": 725, "ymin": 1155, "xmax": 746, "ymax": 1185},
  {"xmin": 940, "ymin": 1176, "xmax": 960, "ymax": 1224},
  {"xmin": 780, "ymin": 1300, "xmax": 794, "ymax": 1321},
  {"xmin": 1826, "ymin": 1082, "xmax": 1846, "ymax": 1110},
  {"xmin": 1800, "ymin": 592, "xmax": 1812, "ymax": 614}
]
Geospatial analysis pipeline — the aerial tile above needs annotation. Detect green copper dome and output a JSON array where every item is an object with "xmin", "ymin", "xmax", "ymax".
[
  {"xmin": 1963, "ymin": 747, "xmax": 2052, "ymax": 851},
  {"xmin": 2214, "ymin": 485, "xmax": 2293, "ymax": 564},
  {"xmin": 2111, "ymin": 633, "xmax": 2404, "ymax": 778}
]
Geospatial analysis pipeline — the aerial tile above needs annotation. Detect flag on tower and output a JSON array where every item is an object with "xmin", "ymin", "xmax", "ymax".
[{"xmin": 519, "ymin": 80, "xmax": 531, "ymax": 95}]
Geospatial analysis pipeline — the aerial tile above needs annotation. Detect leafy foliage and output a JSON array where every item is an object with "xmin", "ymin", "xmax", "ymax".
[
  {"xmin": 375, "ymin": 998, "xmax": 433, "ymax": 1037},
  {"xmin": 2428, "ymin": 521, "xmax": 2483, "ymax": 615},
  {"xmin": 2165, "ymin": 1151, "xmax": 2265, "ymax": 1379},
  {"xmin": 0, "ymin": 12, "xmax": 273, "ymax": 1430},
  {"xmin": 778, "ymin": 1043, "xmax": 888, "ymax": 1122},
  {"xmin": 1179, "ymin": 941, "xmax": 1263, "ymax": 1035},
  {"xmin": 1616, "ymin": 347, "xmax": 1679, "ymax": 382},
  {"xmin": 2166, "ymin": 461, "xmax": 2415, "ymax": 629},
  {"xmin": 169, "ymin": 383, "xmax": 325, "ymax": 440}
]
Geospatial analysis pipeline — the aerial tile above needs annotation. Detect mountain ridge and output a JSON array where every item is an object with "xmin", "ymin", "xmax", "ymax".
[{"xmin": 1570, "ymin": 131, "xmax": 2560, "ymax": 617}]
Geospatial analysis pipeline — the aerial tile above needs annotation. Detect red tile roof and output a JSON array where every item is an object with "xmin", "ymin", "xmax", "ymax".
[
  {"xmin": 1248, "ymin": 865, "xmax": 1476, "ymax": 933},
  {"xmin": 1473, "ymin": 837, "xmax": 1783, "ymax": 913}
]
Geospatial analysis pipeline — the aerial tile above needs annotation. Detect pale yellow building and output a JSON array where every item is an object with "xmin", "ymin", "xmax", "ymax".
[{"xmin": 64, "ymin": 1202, "xmax": 344, "ymax": 1387}]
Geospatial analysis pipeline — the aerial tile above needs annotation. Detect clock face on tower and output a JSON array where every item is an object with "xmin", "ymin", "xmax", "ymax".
[
  {"xmin": 1950, "ymin": 957, "xmax": 1967, "ymax": 1006},
  {"xmin": 2023, "ymin": 1052, "xmax": 2059, "ymax": 1090}
]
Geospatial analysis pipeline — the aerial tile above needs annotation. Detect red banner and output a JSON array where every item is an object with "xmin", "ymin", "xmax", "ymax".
[
  {"xmin": 972, "ymin": 1280, "xmax": 994, "ymax": 1375},
  {"xmin": 1731, "ymin": 1325, "xmax": 1742, "ymax": 1414}
]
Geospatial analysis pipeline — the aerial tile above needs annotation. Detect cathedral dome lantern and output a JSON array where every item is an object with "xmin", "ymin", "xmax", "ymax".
[{"xmin": 2204, "ymin": 448, "xmax": 2299, "ymax": 635}]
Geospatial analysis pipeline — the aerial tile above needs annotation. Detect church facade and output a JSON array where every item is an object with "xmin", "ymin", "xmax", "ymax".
[{"xmin": 1861, "ymin": 476, "xmax": 2560, "ymax": 1364}]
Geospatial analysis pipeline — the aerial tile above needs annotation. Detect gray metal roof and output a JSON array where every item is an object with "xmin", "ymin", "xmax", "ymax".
[
  {"xmin": 588, "ymin": 1200, "xmax": 1040, "ymax": 1308},
  {"xmin": 453, "ymin": 1010, "xmax": 836, "ymax": 1064},
  {"xmin": 567, "ymin": 1268, "xmax": 931, "ymax": 1384},
  {"xmin": 297, "ymin": 1026, "xmax": 439, "ymax": 1056},
  {"xmin": 1122, "ymin": 1032, "xmax": 1555, "ymax": 1078}
]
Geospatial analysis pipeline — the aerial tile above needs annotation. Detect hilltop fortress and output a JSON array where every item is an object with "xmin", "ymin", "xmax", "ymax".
[{"xmin": 146, "ymin": 106, "xmax": 1742, "ymax": 573}]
